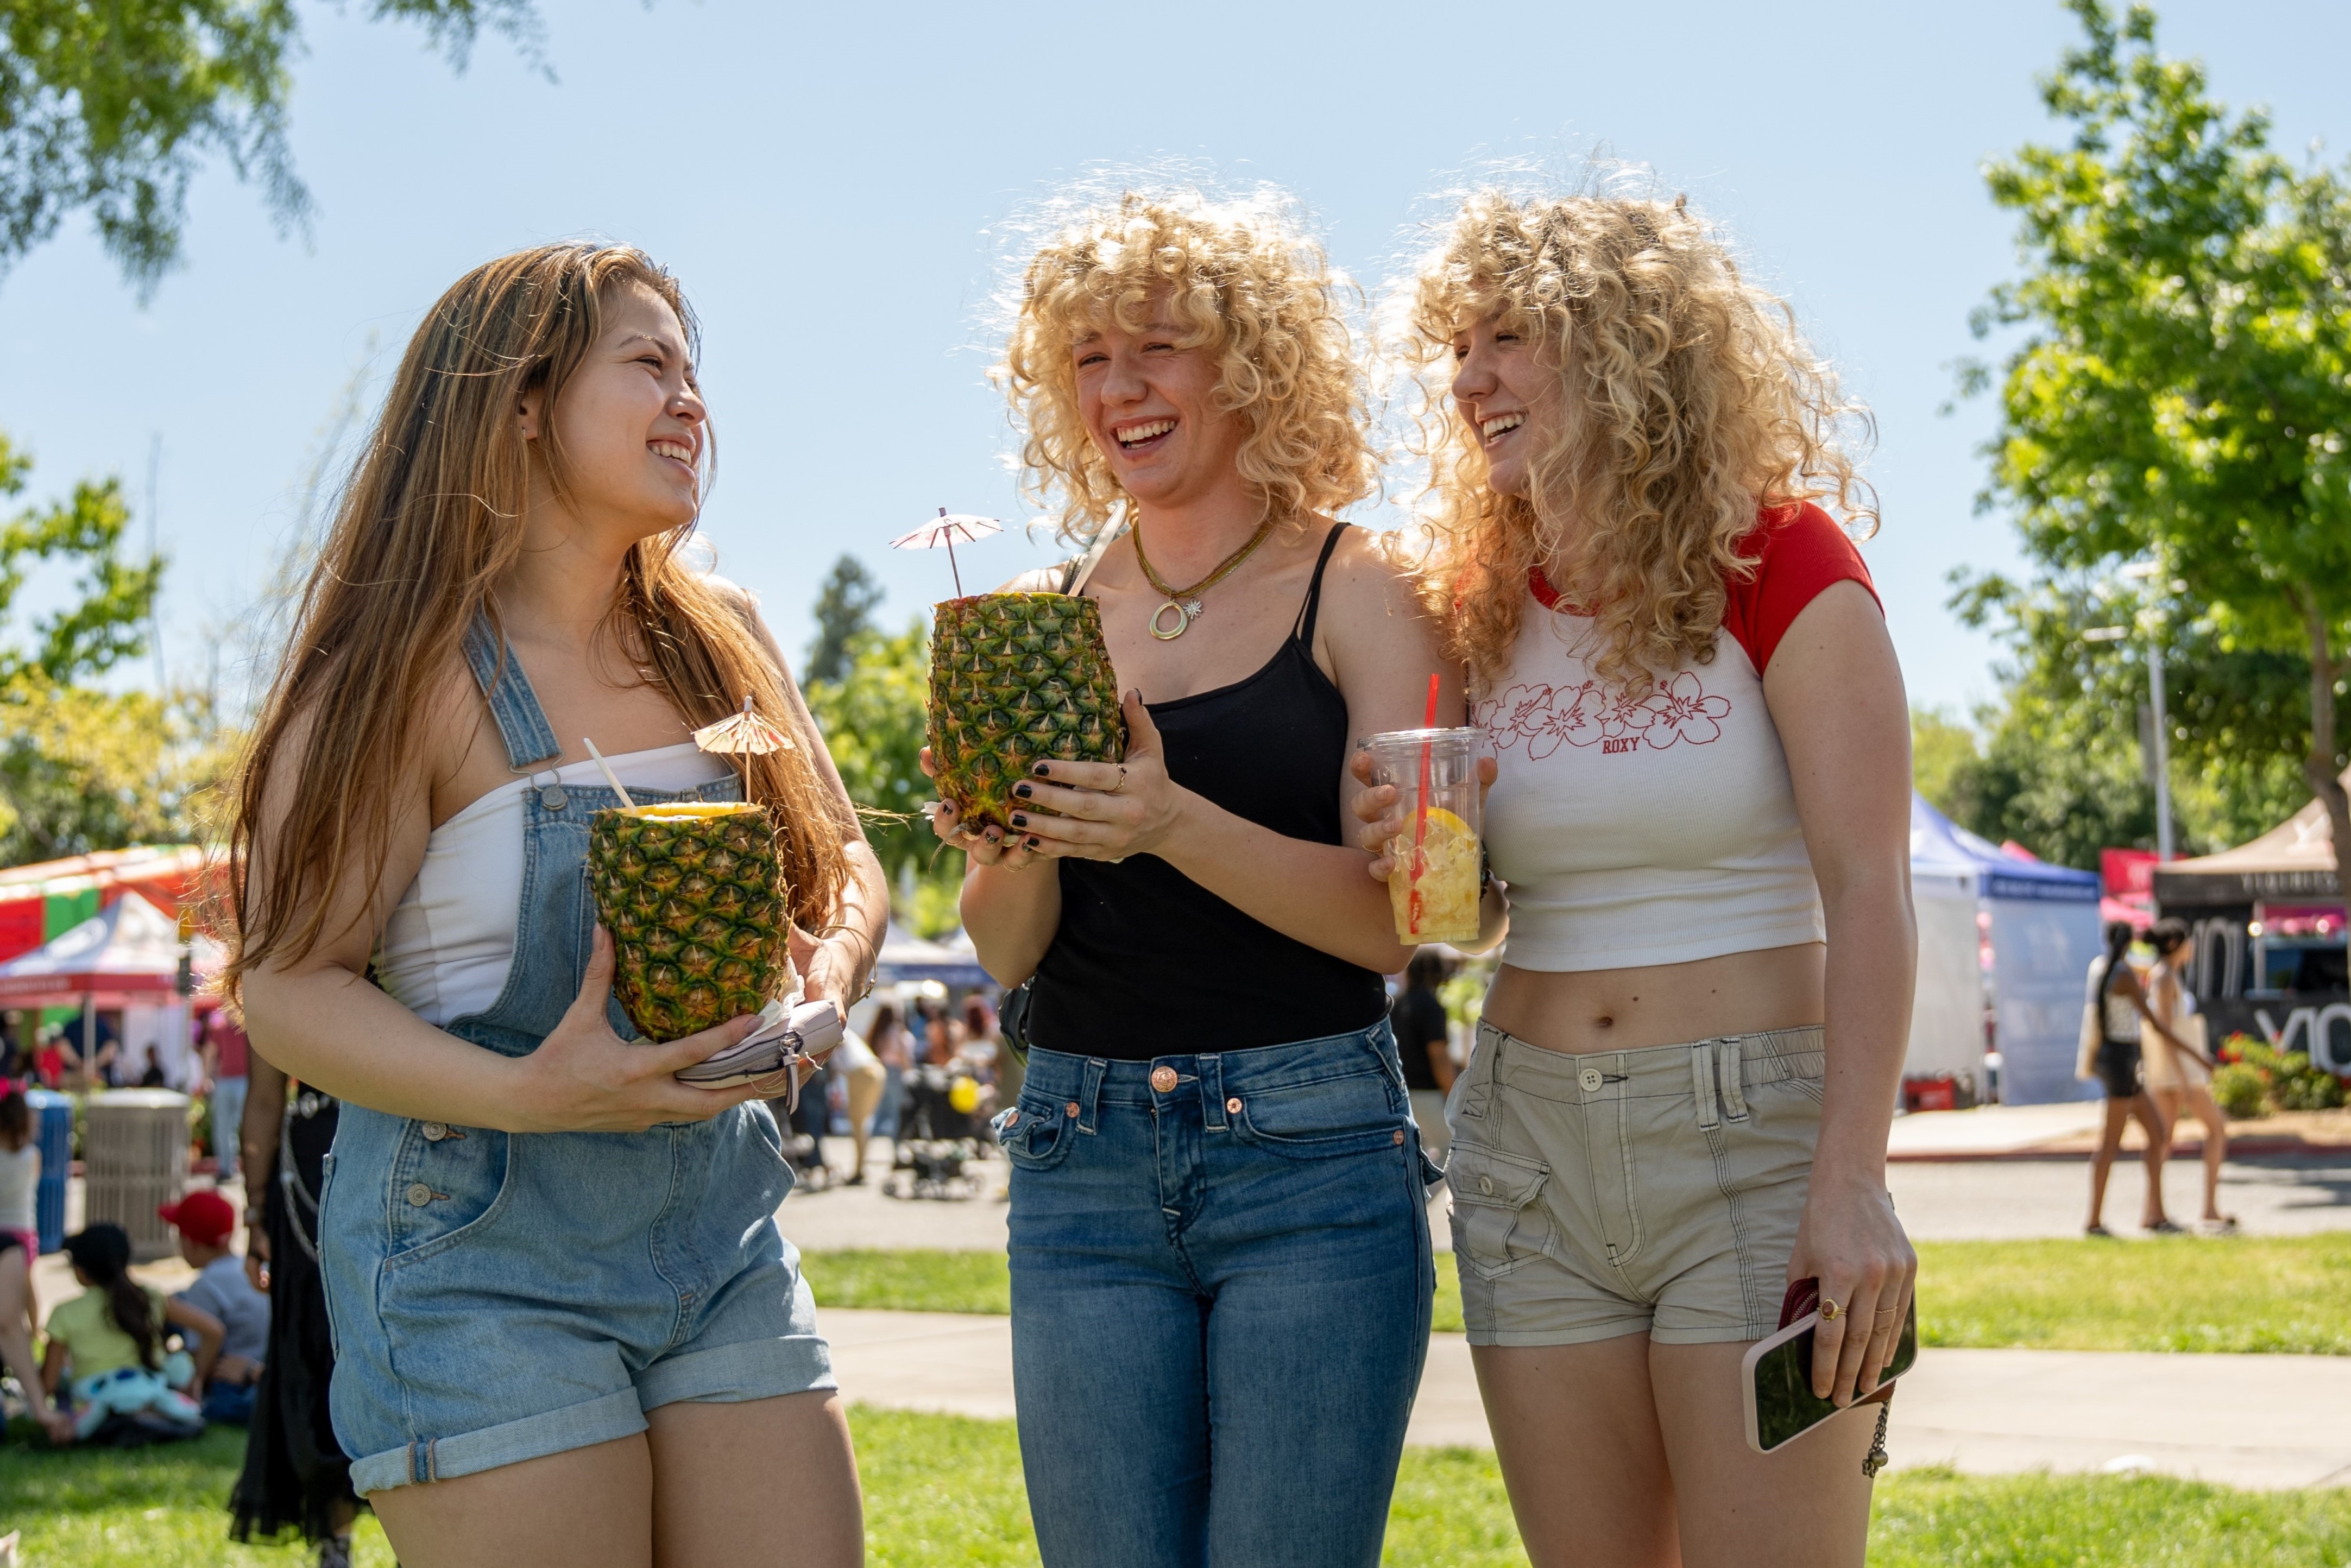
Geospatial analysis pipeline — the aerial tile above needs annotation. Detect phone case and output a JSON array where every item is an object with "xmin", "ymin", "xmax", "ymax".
[{"xmin": 1741, "ymin": 1278, "xmax": 1917, "ymax": 1455}]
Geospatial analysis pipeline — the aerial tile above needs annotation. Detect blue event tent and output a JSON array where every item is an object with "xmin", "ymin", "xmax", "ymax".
[{"xmin": 1908, "ymin": 795, "xmax": 2102, "ymax": 1105}]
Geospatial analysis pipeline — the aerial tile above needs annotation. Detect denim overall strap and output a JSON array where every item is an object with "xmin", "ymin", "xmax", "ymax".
[{"xmin": 461, "ymin": 614, "xmax": 563, "ymax": 773}]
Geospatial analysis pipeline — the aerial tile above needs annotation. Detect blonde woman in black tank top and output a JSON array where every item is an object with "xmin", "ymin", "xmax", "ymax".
[{"xmin": 922, "ymin": 192, "xmax": 1479, "ymax": 1568}]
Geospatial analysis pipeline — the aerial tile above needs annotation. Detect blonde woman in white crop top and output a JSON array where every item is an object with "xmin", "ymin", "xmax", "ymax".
[{"xmin": 1353, "ymin": 191, "xmax": 1915, "ymax": 1568}]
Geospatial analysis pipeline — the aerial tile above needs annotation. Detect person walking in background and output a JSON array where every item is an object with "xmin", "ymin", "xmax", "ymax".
[
  {"xmin": 0, "ymin": 1089, "xmax": 41, "ymax": 1336},
  {"xmin": 161, "ymin": 1190, "xmax": 270, "ymax": 1424},
  {"xmin": 226, "ymin": 243, "xmax": 878, "ymax": 1566},
  {"xmin": 2144, "ymin": 918, "xmax": 2234, "ymax": 1234},
  {"xmin": 1391, "ymin": 951, "xmax": 1457, "ymax": 1164},
  {"xmin": 932, "ymin": 186, "xmax": 1449, "ymax": 1568},
  {"xmin": 2083, "ymin": 921, "xmax": 2184, "ymax": 1235},
  {"xmin": 231, "ymin": 1058, "xmax": 364, "ymax": 1567},
  {"xmin": 867, "ymin": 1002, "xmax": 912, "ymax": 1150},
  {"xmin": 1356, "ymin": 186, "xmax": 1916, "ymax": 1568},
  {"xmin": 828, "ymin": 1022, "xmax": 887, "ymax": 1186},
  {"xmin": 202, "ymin": 1006, "xmax": 253, "ymax": 1182}
]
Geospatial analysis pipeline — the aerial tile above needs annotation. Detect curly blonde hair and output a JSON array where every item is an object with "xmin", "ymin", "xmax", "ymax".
[
  {"xmin": 997, "ymin": 187, "xmax": 1375, "ymax": 542},
  {"xmin": 1402, "ymin": 189, "xmax": 1875, "ymax": 696}
]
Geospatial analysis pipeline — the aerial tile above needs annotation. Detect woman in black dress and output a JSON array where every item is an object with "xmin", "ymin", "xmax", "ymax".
[{"xmin": 231, "ymin": 1053, "xmax": 363, "ymax": 1567}]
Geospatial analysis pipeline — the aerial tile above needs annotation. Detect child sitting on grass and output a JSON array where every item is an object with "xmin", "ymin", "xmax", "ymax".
[
  {"xmin": 160, "ymin": 1189, "xmax": 270, "ymax": 1423},
  {"xmin": 40, "ymin": 1222, "xmax": 223, "ymax": 1444}
]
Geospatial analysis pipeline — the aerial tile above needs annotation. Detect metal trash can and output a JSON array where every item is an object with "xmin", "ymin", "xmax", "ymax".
[
  {"xmin": 26, "ymin": 1089, "xmax": 73, "ymax": 1254},
  {"xmin": 83, "ymin": 1089, "xmax": 191, "ymax": 1262}
]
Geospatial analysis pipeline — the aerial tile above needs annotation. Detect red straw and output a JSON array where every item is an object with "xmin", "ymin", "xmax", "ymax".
[{"xmin": 1407, "ymin": 673, "xmax": 1440, "ymax": 935}]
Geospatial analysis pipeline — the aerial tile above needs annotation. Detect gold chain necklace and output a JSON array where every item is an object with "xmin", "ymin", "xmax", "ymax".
[{"xmin": 1132, "ymin": 516, "xmax": 1280, "ymax": 640}]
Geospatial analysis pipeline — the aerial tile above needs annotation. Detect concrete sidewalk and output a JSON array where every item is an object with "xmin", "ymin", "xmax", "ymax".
[{"xmin": 823, "ymin": 1308, "xmax": 2351, "ymax": 1490}]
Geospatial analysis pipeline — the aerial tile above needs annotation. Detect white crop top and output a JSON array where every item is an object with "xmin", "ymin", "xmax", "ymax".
[
  {"xmin": 374, "ymin": 743, "xmax": 730, "ymax": 1027},
  {"xmin": 1478, "ymin": 503, "xmax": 1879, "ymax": 972}
]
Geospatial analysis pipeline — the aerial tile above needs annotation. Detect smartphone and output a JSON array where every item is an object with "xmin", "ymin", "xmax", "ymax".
[{"xmin": 1741, "ymin": 1297, "xmax": 1918, "ymax": 1455}]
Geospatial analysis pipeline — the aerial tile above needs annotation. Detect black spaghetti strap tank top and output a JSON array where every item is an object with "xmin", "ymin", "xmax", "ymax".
[{"xmin": 1029, "ymin": 524, "xmax": 1389, "ymax": 1059}]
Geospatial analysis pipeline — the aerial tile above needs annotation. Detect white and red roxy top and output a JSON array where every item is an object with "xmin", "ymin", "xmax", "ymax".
[{"xmin": 1479, "ymin": 501, "xmax": 1879, "ymax": 972}]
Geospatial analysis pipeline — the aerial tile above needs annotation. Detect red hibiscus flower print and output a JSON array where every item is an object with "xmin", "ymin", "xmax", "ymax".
[
  {"xmin": 1482, "ymin": 683, "xmax": 1556, "ymax": 752},
  {"xmin": 1638, "ymin": 672, "xmax": 1731, "ymax": 748},
  {"xmin": 1526, "ymin": 680, "xmax": 1608, "ymax": 756}
]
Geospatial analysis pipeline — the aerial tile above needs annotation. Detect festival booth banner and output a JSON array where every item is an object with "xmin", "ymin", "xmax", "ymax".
[
  {"xmin": 2154, "ymin": 770, "xmax": 2350, "ymax": 1073},
  {"xmin": 0, "ymin": 846, "xmax": 209, "ymax": 968},
  {"xmin": 1909, "ymin": 796, "xmax": 2102, "ymax": 1106},
  {"xmin": 0, "ymin": 892, "xmax": 221, "ymax": 1087}
]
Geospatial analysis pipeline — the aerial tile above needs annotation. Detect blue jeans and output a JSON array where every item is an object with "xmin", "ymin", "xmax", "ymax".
[
  {"xmin": 1000, "ymin": 1025, "xmax": 1434, "ymax": 1568},
  {"xmin": 210, "ymin": 1074, "xmax": 247, "ymax": 1180}
]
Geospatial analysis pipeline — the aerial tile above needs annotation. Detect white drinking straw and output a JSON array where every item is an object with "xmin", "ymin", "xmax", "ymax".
[{"xmin": 582, "ymin": 737, "xmax": 636, "ymax": 808}]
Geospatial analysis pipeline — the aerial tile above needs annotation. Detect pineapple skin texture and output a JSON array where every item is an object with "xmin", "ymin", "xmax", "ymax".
[
  {"xmin": 587, "ymin": 806, "xmax": 787, "ymax": 1042},
  {"xmin": 928, "ymin": 592, "xmax": 1126, "ymax": 834}
]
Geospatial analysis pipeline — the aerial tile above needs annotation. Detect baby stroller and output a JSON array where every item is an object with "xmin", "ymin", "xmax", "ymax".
[{"xmin": 884, "ymin": 1064, "xmax": 985, "ymax": 1200}]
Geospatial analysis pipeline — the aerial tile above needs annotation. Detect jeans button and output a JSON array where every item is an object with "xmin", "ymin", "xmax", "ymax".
[
  {"xmin": 1065, "ymin": 1101, "xmax": 1080, "ymax": 1117},
  {"xmin": 1150, "ymin": 1066, "xmax": 1177, "ymax": 1093},
  {"xmin": 1479, "ymin": 1174, "xmax": 1495, "ymax": 1195},
  {"xmin": 1225, "ymin": 1097, "xmax": 1242, "ymax": 1115},
  {"xmin": 1580, "ymin": 1068, "xmax": 1603, "ymax": 1092},
  {"xmin": 1392, "ymin": 1128, "xmax": 1405, "ymax": 1145},
  {"xmin": 406, "ymin": 1182, "xmax": 434, "ymax": 1207},
  {"xmin": 540, "ymin": 785, "xmax": 568, "ymax": 811},
  {"xmin": 420, "ymin": 1122, "xmax": 449, "ymax": 1142}
]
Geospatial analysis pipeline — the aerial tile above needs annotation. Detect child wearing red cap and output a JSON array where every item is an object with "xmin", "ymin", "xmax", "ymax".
[{"xmin": 161, "ymin": 1190, "xmax": 270, "ymax": 1425}]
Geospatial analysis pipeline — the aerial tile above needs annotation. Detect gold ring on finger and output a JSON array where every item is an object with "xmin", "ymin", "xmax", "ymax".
[
  {"xmin": 1819, "ymin": 1298, "xmax": 1841, "ymax": 1322},
  {"xmin": 1114, "ymin": 766, "xmax": 1129, "ymax": 793}
]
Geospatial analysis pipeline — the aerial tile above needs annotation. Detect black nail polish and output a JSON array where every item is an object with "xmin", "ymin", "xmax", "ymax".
[
  {"xmin": 1026, "ymin": 836, "xmax": 1042, "ymax": 849},
  {"xmin": 1032, "ymin": 761, "xmax": 1051, "ymax": 776},
  {"xmin": 1014, "ymin": 782, "xmax": 1033, "ymax": 799},
  {"xmin": 1011, "ymin": 813, "xmax": 1028, "ymax": 828}
]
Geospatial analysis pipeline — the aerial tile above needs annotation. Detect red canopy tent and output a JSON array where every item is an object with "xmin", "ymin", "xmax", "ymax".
[
  {"xmin": 0, "ymin": 846, "xmax": 209, "ymax": 969},
  {"xmin": 0, "ymin": 892, "xmax": 220, "ymax": 1009}
]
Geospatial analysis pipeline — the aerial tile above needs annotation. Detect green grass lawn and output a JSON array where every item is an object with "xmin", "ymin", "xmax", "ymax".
[
  {"xmin": 11, "ymin": 1412, "xmax": 2351, "ymax": 1566},
  {"xmin": 805, "ymin": 1232, "xmax": 2351, "ymax": 1354},
  {"xmin": 1915, "ymin": 1234, "xmax": 2351, "ymax": 1355}
]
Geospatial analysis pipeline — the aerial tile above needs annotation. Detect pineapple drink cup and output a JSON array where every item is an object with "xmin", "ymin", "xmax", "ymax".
[
  {"xmin": 1362, "ymin": 728, "xmax": 1485, "ymax": 947},
  {"xmin": 587, "ymin": 801, "xmax": 789, "ymax": 1042},
  {"xmin": 928, "ymin": 592, "xmax": 1126, "ymax": 833}
]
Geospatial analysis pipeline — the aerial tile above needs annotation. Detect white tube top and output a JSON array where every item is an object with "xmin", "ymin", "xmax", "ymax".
[{"xmin": 374, "ymin": 744, "xmax": 730, "ymax": 1028}]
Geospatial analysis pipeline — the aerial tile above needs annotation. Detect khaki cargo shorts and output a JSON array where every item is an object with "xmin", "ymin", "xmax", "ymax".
[{"xmin": 1445, "ymin": 1022, "xmax": 1825, "ymax": 1346}]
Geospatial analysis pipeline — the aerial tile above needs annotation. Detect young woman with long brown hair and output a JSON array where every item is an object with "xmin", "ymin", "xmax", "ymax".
[
  {"xmin": 1356, "ymin": 188, "xmax": 1917, "ymax": 1567},
  {"xmin": 230, "ymin": 243, "xmax": 882, "ymax": 1567},
  {"xmin": 927, "ymin": 189, "xmax": 1452, "ymax": 1567}
]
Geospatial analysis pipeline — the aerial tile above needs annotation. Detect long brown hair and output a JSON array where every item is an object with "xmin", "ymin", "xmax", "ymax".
[
  {"xmin": 223, "ymin": 243, "xmax": 850, "ymax": 994},
  {"xmin": 1402, "ymin": 191, "xmax": 1875, "ymax": 697}
]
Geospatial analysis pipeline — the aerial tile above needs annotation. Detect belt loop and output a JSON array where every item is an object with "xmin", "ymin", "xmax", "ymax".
[
  {"xmin": 1462, "ymin": 1027, "xmax": 1496, "ymax": 1121},
  {"xmin": 1722, "ymin": 1038, "xmax": 1749, "ymax": 1121},
  {"xmin": 1202, "ymin": 1055, "xmax": 1228, "ymax": 1131},
  {"xmin": 1079, "ymin": 1058, "xmax": 1108, "ymax": 1135},
  {"xmin": 1691, "ymin": 1041, "xmax": 1721, "ymax": 1131}
]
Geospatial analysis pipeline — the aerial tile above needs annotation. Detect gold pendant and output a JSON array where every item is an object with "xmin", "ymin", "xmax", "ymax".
[{"xmin": 1149, "ymin": 598, "xmax": 1203, "ymax": 640}]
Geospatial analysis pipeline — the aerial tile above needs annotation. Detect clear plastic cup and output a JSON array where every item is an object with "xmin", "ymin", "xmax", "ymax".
[{"xmin": 1361, "ymin": 727, "xmax": 1484, "ymax": 946}]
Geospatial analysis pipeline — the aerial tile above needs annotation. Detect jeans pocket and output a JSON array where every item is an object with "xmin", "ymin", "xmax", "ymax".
[
  {"xmin": 1230, "ymin": 1066, "xmax": 1406, "ymax": 1160},
  {"xmin": 1446, "ymin": 1141, "xmax": 1551, "ymax": 1281},
  {"xmin": 383, "ymin": 1122, "xmax": 515, "ymax": 1268},
  {"xmin": 993, "ymin": 1096, "xmax": 1076, "ymax": 1172}
]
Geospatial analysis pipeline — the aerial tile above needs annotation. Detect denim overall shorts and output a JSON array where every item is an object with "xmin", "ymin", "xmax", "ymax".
[{"xmin": 320, "ymin": 619, "xmax": 833, "ymax": 1495}]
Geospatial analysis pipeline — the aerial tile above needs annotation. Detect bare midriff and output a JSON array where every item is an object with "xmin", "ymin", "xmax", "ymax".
[{"xmin": 1481, "ymin": 942, "xmax": 1827, "ymax": 1056}]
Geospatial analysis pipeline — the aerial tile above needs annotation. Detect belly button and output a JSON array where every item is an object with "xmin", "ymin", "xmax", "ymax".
[{"xmin": 1594, "ymin": 1016, "xmax": 1614, "ymax": 1029}]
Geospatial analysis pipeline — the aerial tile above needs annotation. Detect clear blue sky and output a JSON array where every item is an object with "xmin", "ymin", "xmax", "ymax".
[{"xmin": 4, "ymin": 0, "xmax": 2347, "ymax": 715}]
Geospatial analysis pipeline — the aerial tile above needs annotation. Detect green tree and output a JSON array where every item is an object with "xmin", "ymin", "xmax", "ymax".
[
  {"xmin": 802, "ymin": 618, "xmax": 962, "ymax": 930},
  {"xmin": 0, "ymin": 432, "xmax": 229, "ymax": 861},
  {"xmin": 1969, "ymin": 0, "xmax": 2351, "ymax": 901},
  {"xmin": 805, "ymin": 554, "xmax": 884, "ymax": 686},
  {"xmin": 2, "ymin": 0, "xmax": 543, "ymax": 294},
  {"xmin": 1911, "ymin": 706, "xmax": 1981, "ymax": 818}
]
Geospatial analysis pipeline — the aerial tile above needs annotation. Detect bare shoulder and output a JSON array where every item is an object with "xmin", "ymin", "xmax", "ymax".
[{"xmin": 1320, "ymin": 521, "xmax": 1440, "ymax": 630}]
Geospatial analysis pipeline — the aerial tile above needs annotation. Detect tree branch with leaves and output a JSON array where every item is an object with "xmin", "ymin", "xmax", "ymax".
[{"xmin": 1969, "ymin": 0, "xmax": 2351, "ymax": 903}]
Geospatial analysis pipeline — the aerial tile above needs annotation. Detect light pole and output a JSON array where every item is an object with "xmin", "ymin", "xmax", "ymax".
[{"xmin": 2085, "ymin": 560, "xmax": 2174, "ymax": 859}]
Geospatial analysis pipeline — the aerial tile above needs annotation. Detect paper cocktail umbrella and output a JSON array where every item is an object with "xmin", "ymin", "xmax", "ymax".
[{"xmin": 889, "ymin": 507, "xmax": 1005, "ymax": 598}]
